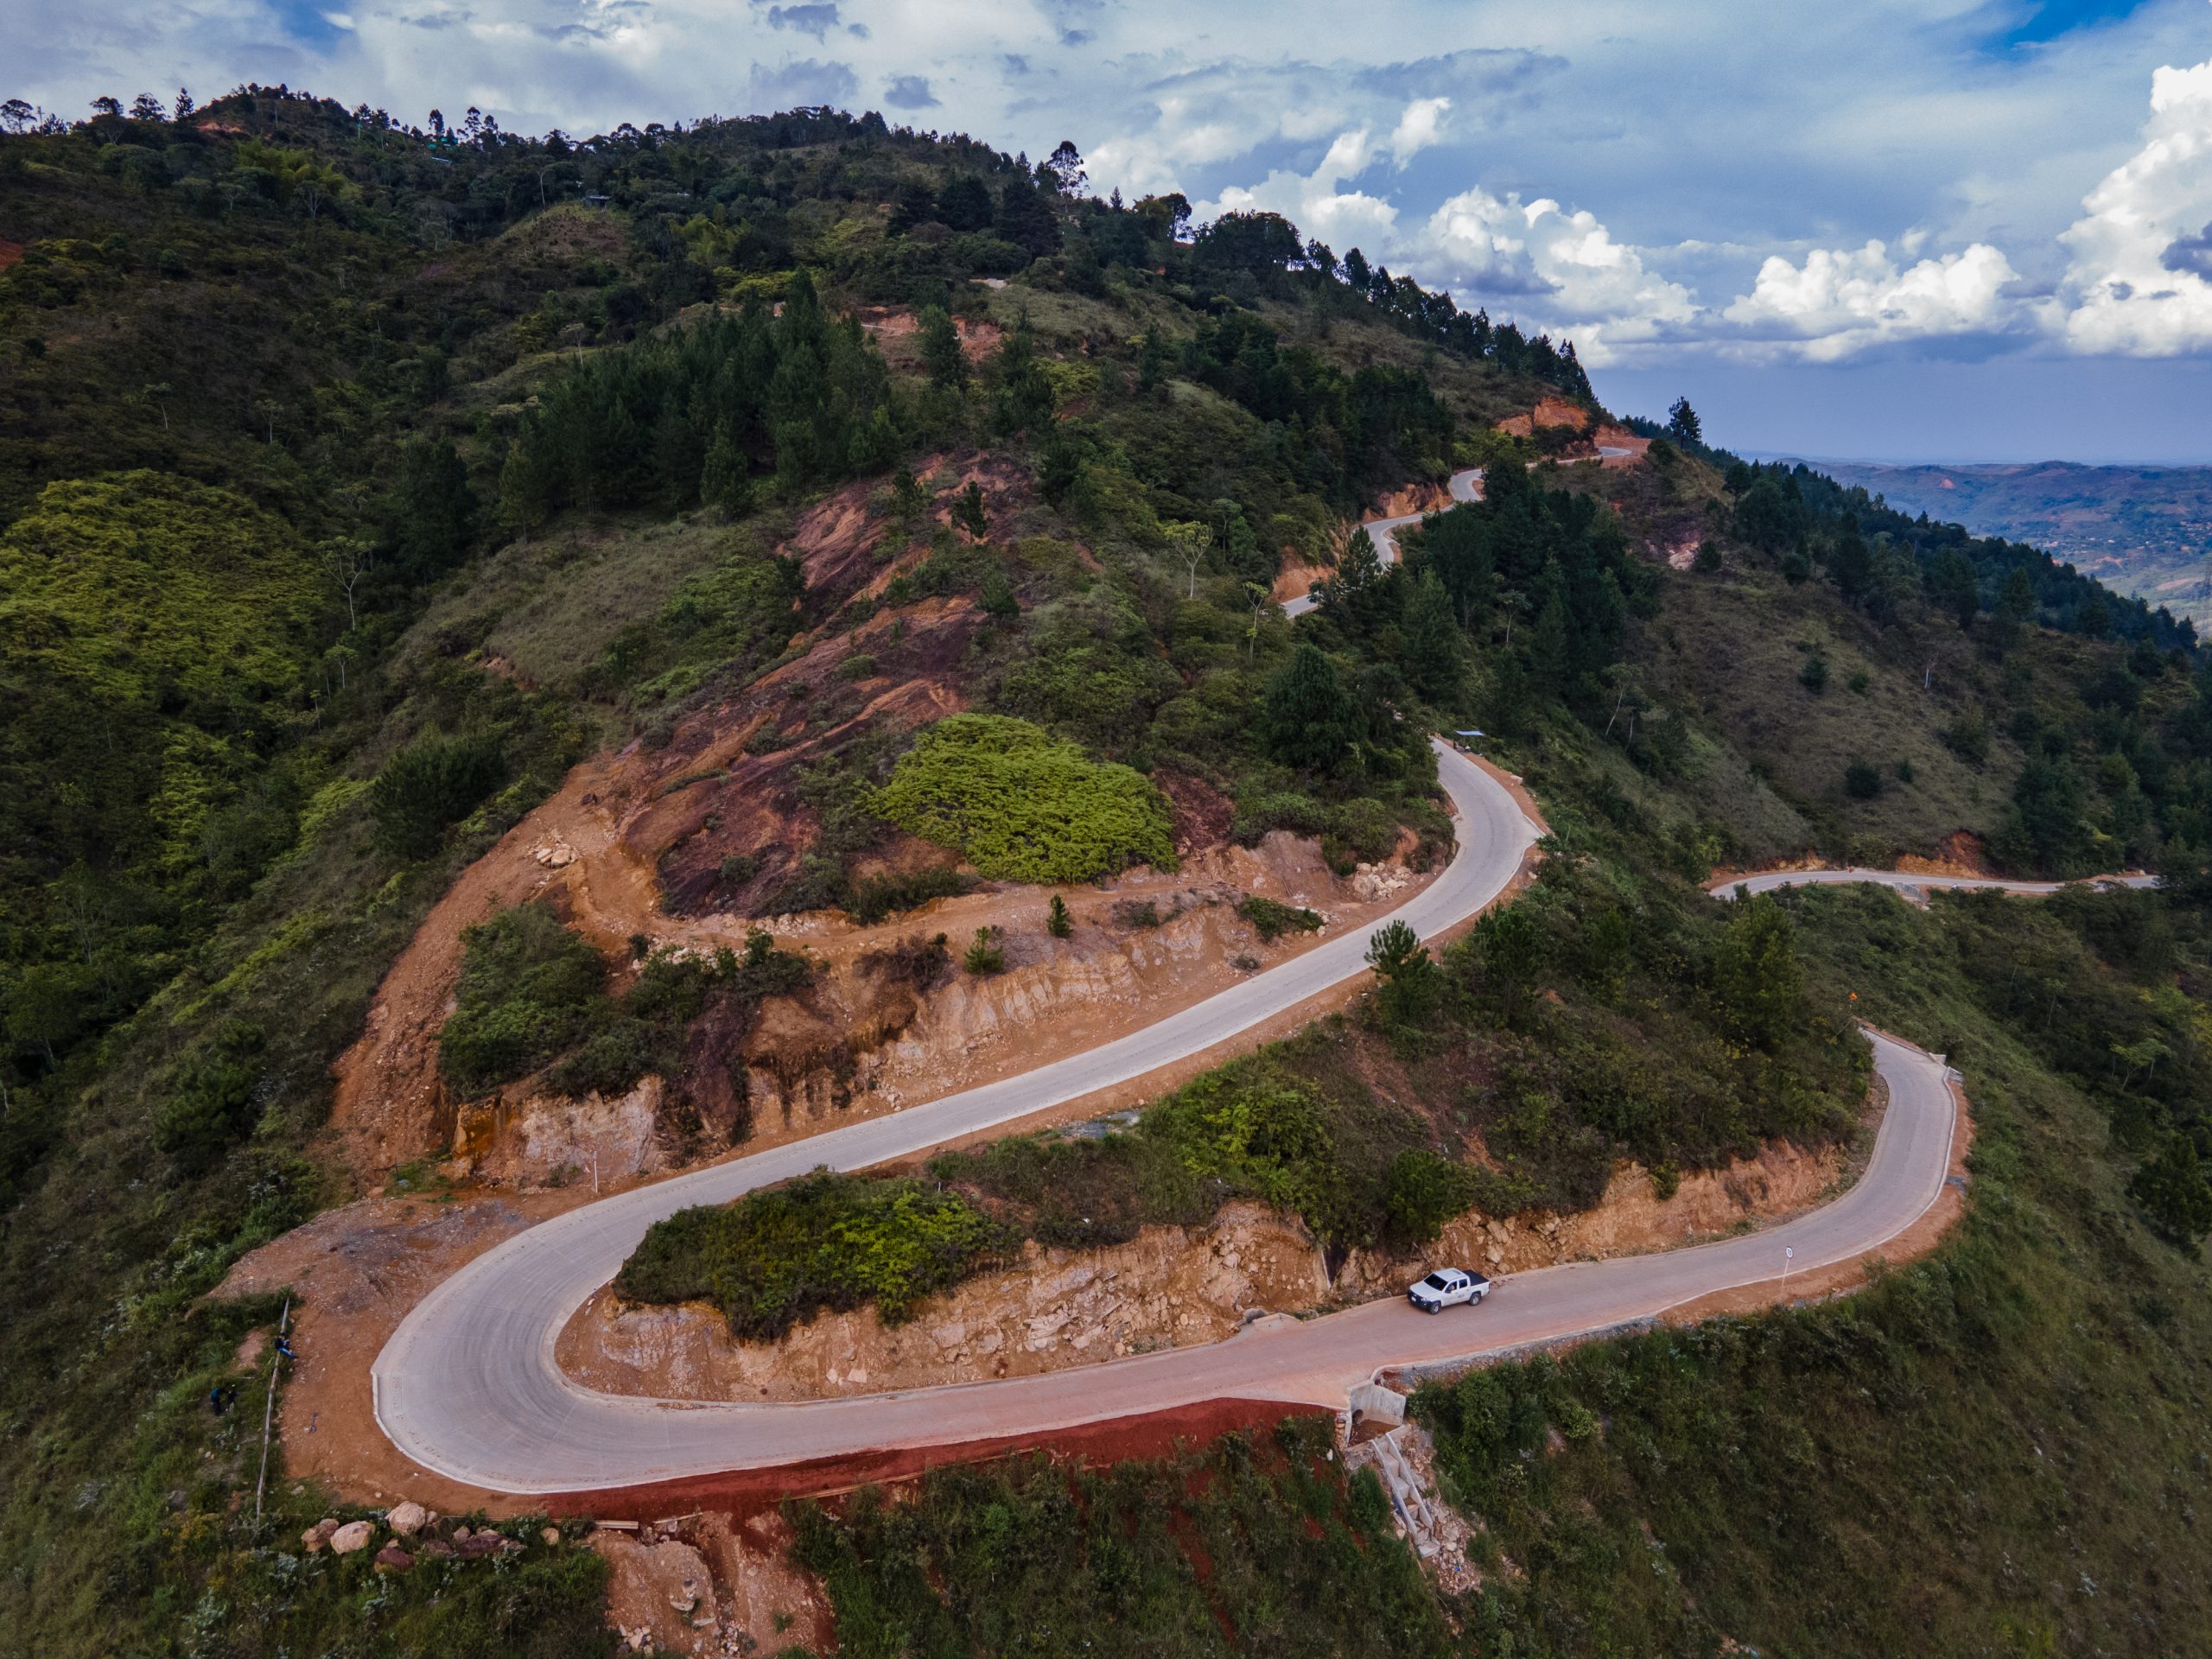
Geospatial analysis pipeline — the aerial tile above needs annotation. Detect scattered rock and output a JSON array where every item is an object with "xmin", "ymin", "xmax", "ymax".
[
  {"xmin": 385, "ymin": 1499, "xmax": 429, "ymax": 1536},
  {"xmin": 418, "ymin": 1539, "xmax": 455, "ymax": 1560},
  {"xmin": 328, "ymin": 1520, "xmax": 377, "ymax": 1555},
  {"xmin": 543, "ymin": 1525, "xmax": 563, "ymax": 1547},
  {"xmin": 373, "ymin": 1545, "xmax": 414, "ymax": 1573},
  {"xmin": 301, "ymin": 1518, "xmax": 340, "ymax": 1554}
]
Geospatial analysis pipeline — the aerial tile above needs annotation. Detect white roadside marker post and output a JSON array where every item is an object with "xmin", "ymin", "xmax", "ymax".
[{"xmin": 1783, "ymin": 1245, "xmax": 1795, "ymax": 1302}]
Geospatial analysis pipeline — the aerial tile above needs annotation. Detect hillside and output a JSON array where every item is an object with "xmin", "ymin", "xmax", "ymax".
[
  {"xmin": 1806, "ymin": 458, "xmax": 2212, "ymax": 631},
  {"xmin": 2, "ymin": 88, "xmax": 2211, "ymax": 1657}
]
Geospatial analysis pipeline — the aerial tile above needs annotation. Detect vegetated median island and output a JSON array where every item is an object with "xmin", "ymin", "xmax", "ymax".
[{"xmin": 613, "ymin": 884, "xmax": 1870, "ymax": 1345}]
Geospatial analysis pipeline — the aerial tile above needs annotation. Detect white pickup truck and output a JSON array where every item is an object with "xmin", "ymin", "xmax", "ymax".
[{"xmin": 1408, "ymin": 1268, "xmax": 1491, "ymax": 1313}]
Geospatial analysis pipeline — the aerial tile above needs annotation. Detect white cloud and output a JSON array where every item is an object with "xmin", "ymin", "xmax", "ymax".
[
  {"xmin": 2058, "ymin": 50, "xmax": 2212, "ymax": 354},
  {"xmin": 1196, "ymin": 98, "xmax": 1454, "ymax": 251},
  {"xmin": 1388, "ymin": 96, "xmax": 1449, "ymax": 166},
  {"xmin": 1723, "ymin": 238, "xmax": 2026, "ymax": 361},
  {"xmin": 1418, "ymin": 187, "xmax": 1697, "ymax": 363}
]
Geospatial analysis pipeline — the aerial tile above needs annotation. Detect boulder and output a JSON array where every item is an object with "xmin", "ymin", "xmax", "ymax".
[
  {"xmin": 328, "ymin": 1520, "xmax": 377, "ymax": 1555},
  {"xmin": 301, "ymin": 1518, "xmax": 340, "ymax": 1554},
  {"xmin": 373, "ymin": 1545, "xmax": 414, "ymax": 1573},
  {"xmin": 385, "ymin": 1500, "xmax": 429, "ymax": 1537}
]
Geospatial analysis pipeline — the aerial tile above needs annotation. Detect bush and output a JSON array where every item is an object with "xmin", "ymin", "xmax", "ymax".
[
  {"xmin": 850, "ymin": 866, "xmax": 972, "ymax": 925},
  {"xmin": 438, "ymin": 904, "xmax": 606, "ymax": 1096},
  {"xmin": 1238, "ymin": 894, "xmax": 1324, "ymax": 942},
  {"xmin": 1383, "ymin": 1148, "xmax": 1473, "ymax": 1247},
  {"xmin": 369, "ymin": 729, "xmax": 507, "ymax": 859},
  {"xmin": 870, "ymin": 714, "xmax": 1175, "ymax": 883},
  {"xmin": 1845, "ymin": 760, "xmax": 1883, "ymax": 800},
  {"xmin": 1798, "ymin": 657, "xmax": 1828, "ymax": 694},
  {"xmin": 1114, "ymin": 899, "xmax": 1163, "ymax": 929},
  {"xmin": 615, "ymin": 1170, "xmax": 1014, "ymax": 1338}
]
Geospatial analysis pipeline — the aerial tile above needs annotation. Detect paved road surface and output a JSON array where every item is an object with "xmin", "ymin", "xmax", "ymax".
[
  {"xmin": 1712, "ymin": 868, "xmax": 2157, "ymax": 900},
  {"xmin": 375, "ymin": 739, "xmax": 1541, "ymax": 1492},
  {"xmin": 1283, "ymin": 467, "xmax": 1484, "ymax": 619},
  {"xmin": 1283, "ymin": 448, "xmax": 1633, "ymax": 620},
  {"xmin": 377, "ymin": 1020, "xmax": 1956, "ymax": 1494}
]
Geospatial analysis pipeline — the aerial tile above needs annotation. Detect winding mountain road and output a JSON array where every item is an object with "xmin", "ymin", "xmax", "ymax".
[
  {"xmin": 367, "ymin": 470, "xmax": 1977, "ymax": 1498},
  {"xmin": 1712, "ymin": 868, "xmax": 2157, "ymax": 900}
]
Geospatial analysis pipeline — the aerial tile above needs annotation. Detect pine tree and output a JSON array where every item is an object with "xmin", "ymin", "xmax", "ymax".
[
  {"xmin": 1046, "ymin": 895, "xmax": 1072, "ymax": 938},
  {"xmin": 918, "ymin": 306, "xmax": 967, "ymax": 391},
  {"xmin": 497, "ymin": 442, "xmax": 546, "ymax": 540},
  {"xmin": 1666, "ymin": 396, "xmax": 1702, "ymax": 447},
  {"xmin": 1402, "ymin": 569, "xmax": 1461, "ymax": 700},
  {"xmin": 951, "ymin": 481, "xmax": 988, "ymax": 541},
  {"xmin": 1260, "ymin": 644, "xmax": 1361, "ymax": 773},
  {"xmin": 702, "ymin": 427, "xmax": 753, "ymax": 518},
  {"xmin": 1712, "ymin": 893, "xmax": 1802, "ymax": 1049}
]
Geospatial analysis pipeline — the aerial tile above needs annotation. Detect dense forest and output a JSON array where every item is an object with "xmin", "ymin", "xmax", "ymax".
[{"xmin": 3, "ymin": 84, "xmax": 2212, "ymax": 1656}]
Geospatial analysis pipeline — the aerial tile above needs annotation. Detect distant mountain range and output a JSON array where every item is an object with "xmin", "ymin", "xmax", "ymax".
[{"xmin": 1797, "ymin": 460, "xmax": 2212, "ymax": 630}]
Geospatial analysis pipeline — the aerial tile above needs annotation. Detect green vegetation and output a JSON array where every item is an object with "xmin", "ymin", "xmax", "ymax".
[
  {"xmin": 869, "ymin": 714, "xmax": 1177, "ymax": 883},
  {"xmin": 787, "ymin": 1415, "xmax": 1451, "ymax": 1659},
  {"xmin": 616, "ymin": 1169, "xmax": 1014, "ymax": 1338},
  {"xmin": 1236, "ymin": 893, "xmax": 1323, "ymax": 941},
  {"xmin": 439, "ymin": 904, "xmax": 808, "ymax": 1102},
  {"xmin": 1412, "ymin": 880, "xmax": 2212, "ymax": 1654},
  {"xmin": 961, "ymin": 925, "xmax": 1006, "ymax": 975},
  {"xmin": 6, "ymin": 81, "xmax": 2212, "ymax": 1659}
]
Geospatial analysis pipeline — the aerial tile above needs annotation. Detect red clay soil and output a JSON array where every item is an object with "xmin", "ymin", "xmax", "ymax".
[
  {"xmin": 543, "ymin": 1397, "xmax": 1329, "ymax": 1521},
  {"xmin": 1495, "ymin": 397, "xmax": 1592, "ymax": 439}
]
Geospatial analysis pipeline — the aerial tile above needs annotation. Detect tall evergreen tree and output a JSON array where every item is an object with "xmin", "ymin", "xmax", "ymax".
[
  {"xmin": 1402, "ymin": 569, "xmax": 1461, "ymax": 700},
  {"xmin": 1260, "ymin": 644, "xmax": 1361, "ymax": 774}
]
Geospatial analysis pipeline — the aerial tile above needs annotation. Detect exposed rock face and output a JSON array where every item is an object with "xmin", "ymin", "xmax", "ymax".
[
  {"xmin": 1336, "ymin": 1139, "xmax": 1847, "ymax": 1292},
  {"xmin": 594, "ymin": 1533, "xmax": 720, "ymax": 1656},
  {"xmin": 563, "ymin": 1141, "xmax": 1848, "ymax": 1408},
  {"xmin": 454, "ymin": 1077, "xmax": 670, "ymax": 1190},
  {"xmin": 561, "ymin": 1203, "xmax": 1327, "ymax": 1403}
]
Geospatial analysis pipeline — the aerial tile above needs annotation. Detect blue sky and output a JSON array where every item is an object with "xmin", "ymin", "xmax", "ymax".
[{"xmin": 8, "ymin": 0, "xmax": 2212, "ymax": 461}]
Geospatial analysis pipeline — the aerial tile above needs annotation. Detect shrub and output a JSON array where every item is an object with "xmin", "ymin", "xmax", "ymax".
[
  {"xmin": 1798, "ymin": 657, "xmax": 1828, "ymax": 694},
  {"xmin": 869, "ymin": 714, "xmax": 1175, "ymax": 883},
  {"xmin": 836, "ymin": 652, "xmax": 876, "ymax": 681},
  {"xmin": 369, "ymin": 729, "xmax": 507, "ymax": 859},
  {"xmin": 615, "ymin": 1170, "xmax": 1013, "ymax": 1338},
  {"xmin": 438, "ymin": 904, "xmax": 606, "ymax": 1096},
  {"xmin": 1382, "ymin": 1147, "xmax": 1473, "ymax": 1247},
  {"xmin": 858, "ymin": 931, "xmax": 951, "ymax": 991},
  {"xmin": 718, "ymin": 852, "xmax": 759, "ymax": 887},
  {"xmin": 849, "ymin": 867, "xmax": 973, "ymax": 925},
  {"xmin": 1845, "ymin": 760, "xmax": 1883, "ymax": 799},
  {"xmin": 152, "ymin": 1020, "xmax": 268, "ymax": 1167},
  {"xmin": 1238, "ymin": 895, "xmax": 1324, "ymax": 943},
  {"xmin": 1114, "ymin": 899, "xmax": 1163, "ymax": 929}
]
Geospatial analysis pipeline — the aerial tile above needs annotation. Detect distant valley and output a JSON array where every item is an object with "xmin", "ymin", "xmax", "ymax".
[{"xmin": 1803, "ymin": 459, "xmax": 2212, "ymax": 631}]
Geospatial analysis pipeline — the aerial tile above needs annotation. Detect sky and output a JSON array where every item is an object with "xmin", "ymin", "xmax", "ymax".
[{"xmin": 9, "ymin": 0, "xmax": 2212, "ymax": 461}]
